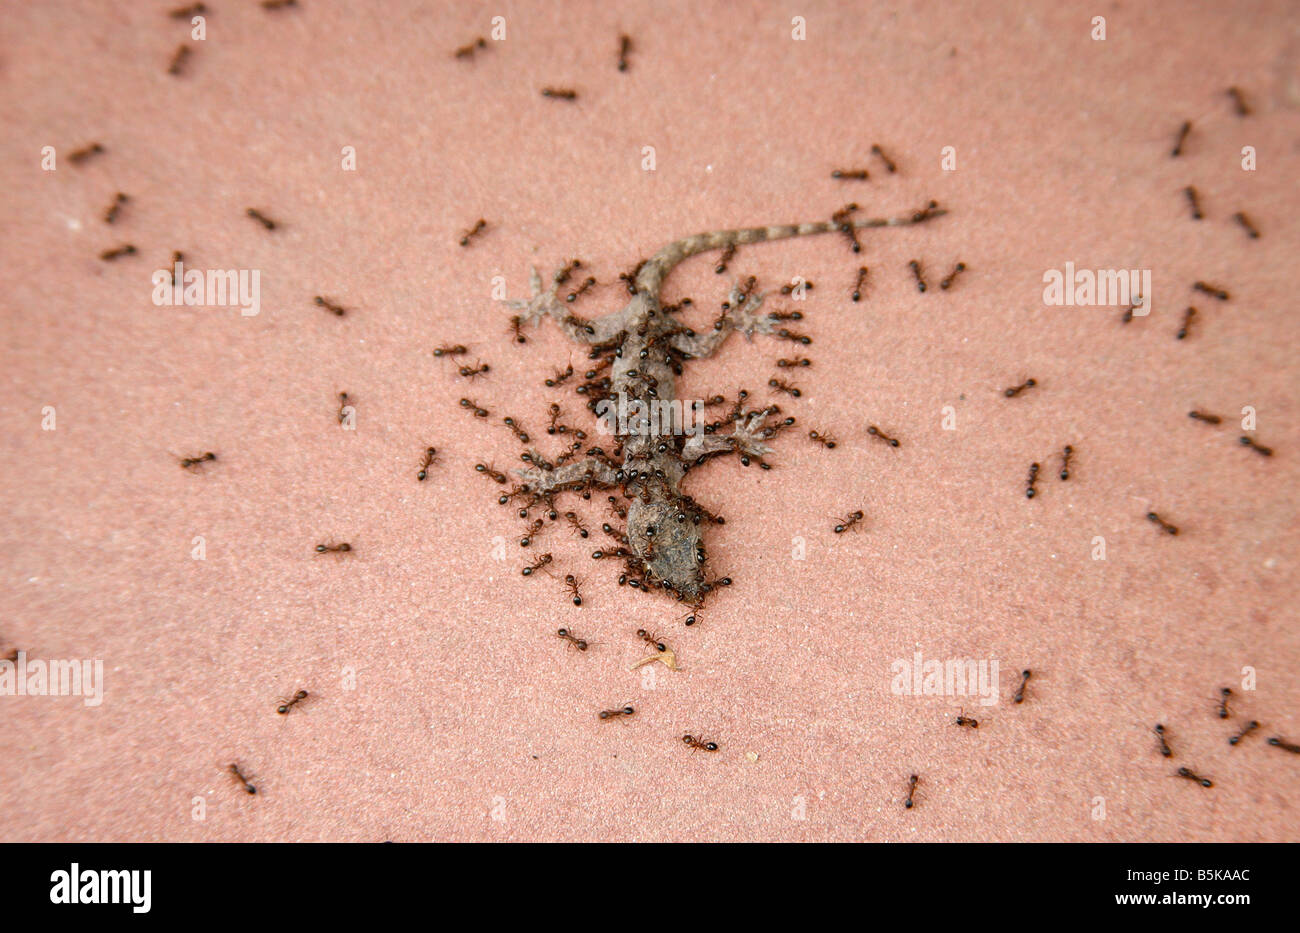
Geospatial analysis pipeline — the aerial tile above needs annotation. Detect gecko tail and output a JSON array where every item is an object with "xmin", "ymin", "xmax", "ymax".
[{"xmin": 635, "ymin": 202, "xmax": 947, "ymax": 293}]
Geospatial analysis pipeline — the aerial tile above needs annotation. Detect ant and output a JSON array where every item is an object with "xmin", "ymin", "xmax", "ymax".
[
  {"xmin": 1171, "ymin": 120, "xmax": 1192, "ymax": 157},
  {"xmin": 1025, "ymin": 462, "xmax": 1040, "ymax": 499},
  {"xmin": 337, "ymin": 391, "xmax": 352, "ymax": 424},
  {"xmin": 433, "ymin": 344, "xmax": 468, "ymax": 358},
  {"xmin": 1233, "ymin": 212, "xmax": 1260, "ymax": 239},
  {"xmin": 1146, "ymin": 511, "xmax": 1179, "ymax": 536},
  {"xmin": 617, "ymin": 33, "xmax": 632, "ymax": 71},
  {"xmin": 1003, "ymin": 378, "xmax": 1036, "ymax": 398},
  {"xmin": 475, "ymin": 463, "xmax": 509, "ymax": 484},
  {"xmin": 458, "ymin": 361, "xmax": 490, "ymax": 379},
  {"xmin": 260, "ymin": 0, "xmax": 298, "ymax": 8},
  {"xmin": 315, "ymin": 296, "xmax": 347, "ymax": 316},
  {"xmin": 100, "ymin": 244, "xmax": 137, "ymax": 261},
  {"xmin": 910, "ymin": 199, "xmax": 941, "ymax": 223},
  {"xmin": 1229, "ymin": 721, "xmax": 1260, "ymax": 746},
  {"xmin": 866, "ymin": 425, "xmax": 899, "ymax": 447},
  {"xmin": 227, "ymin": 763, "xmax": 257, "ymax": 795},
  {"xmin": 636, "ymin": 629, "xmax": 668, "ymax": 652},
  {"xmin": 1176, "ymin": 307, "xmax": 1196, "ymax": 340},
  {"xmin": 169, "ymin": 251, "xmax": 184, "ymax": 285},
  {"xmin": 1188, "ymin": 410, "xmax": 1221, "ymax": 425},
  {"xmin": 519, "ymin": 519, "xmax": 544, "ymax": 547},
  {"xmin": 459, "ymin": 398, "xmax": 489, "ymax": 418},
  {"xmin": 852, "ymin": 266, "xmax": 869, "ymax": 301},
  {"xmin": 1217, "ymin": 687, "xmax": 1232, "ymax": 719},
  {"xmin": 554, "ymin": 259, "xmax": 582, "ymax": 285},
  {"xmin": 178, "ymin": 451, "xmax": 217, "ymax": 471},
  {"xmin": 1267, "ymin": 737, "xmax": 1300, "ymax": 754},
  {"xmin": 458, "ymin": 218, "xmax": 487, "ymax": 246},
  {"xmin": 417, "ymin": 447, "xmax": 439, "ymax": 481},
  {"xmin": 276, "ymin": 690, "xmax": 309, "ymax": 715},
  {"xmin": 170, "ymin": 2, "xmax": 207, "ymax": 16},
  {"xmin": 1013, "ymin": 669, "xmax": 1031, "ymax": 704},
  {"xmin": 768, "ymin": 377, "xmax": 801, "ymax": 398},
  {"xmin": 566, "ymin": 277, "xmax": 596, "ymax": 302},
  {"xmin": 834, "ymin": 510, "xmax": 865, "ymax": 534},
  {"xmin": 808, "ymin": 430, "xmax": 837, "ymax": 449},
  {"xmin": 555, "ymin": 627, "xmax": 588, "ymax": 651},
  {"xmin": 545, "ymin": 364, "xmax": 574, "ymax": 387},
  {"xmin": 1193, "ymin": 281, "xmax": 1229, "ymax": 301},
  {"xmin": 1184, "ymin": 186, "xmax": 1203, "ymax": 220},
  {"xmin": 714, "ymin": 243, "xmax": 736, "ymax": 274},
  {"xmin": 954, "ymin": 708, "xmax": 979, "ymax": 729},
  {"xmin": 904, "ymin": 774, "xmax": 919, "ymax": 809},
  {"xmin": 315, "ymin": 542, "xmax": 352, "ymax": 555},
  {"xmin": 104, "ymin": 192, "xmax": 128, "ymax": 224},
  {"xmin": 541, "ymin": 87, "xmax": 578, "ymax": 100},
  {"xmin": 908, "ymin": 259, "xmax": 927, "ymax": 292},
  {"xmin": 779, "ymin": 280, "xmax": 814, "ymax": 295},
  {"xmin": 871, "ymin": 144, "xmax": 897, "ymax": 173},
  {"xmin": 939, "ymin": 262, "xmax": 966, "ymax": 290},
  {"xmin": 1058, "ymin": 445, "xmax": 1074, "ymax": 480},
  {"xmin": 564, "ymin": 511, "xmax": 589, "ymax": 538},
  {"xmin": 682, "ymin": 733, "xmax": 719, "ymax": 752},
  {"xmin": 1153, "ymin": 724, "xmax": 1173, "ymax": 757},
  {"xmin": 776, "ymin": 357, "xmax": 811, "ymax": 368},
  {"xmin": 454, "ymin": 37, "xmax": 487, "ymax": 58},
  {"xmin": 246, "ymin": 208, "xmax": 277, "ymax": 230},
  {"xmin": 1239, "ymin": 436, "xmax": 1273, "ymax": 457},
  {"xmin": 522, "ymin": 553, "xmax": 553, "ymax": 576},
  {"xmin": 1175, "ymin": 767, "xmax": 1213, "ymax": 788},
  {"xmin": 168, "ymin": 44, "xmax": 191, "ymax": 76},
  {"xmin": 599, "ymin": 705, "xmax": 635, "ymax": 720},
  {"xmin": 1226, "ymin": 87, "xmax": 1249, "ymax": 116},
  {"xmin": 2, "ymin": 649, "xmax": 18, "ymax": 664},
  {"xmin": 831, "ymin": 168, "xmax": 869, "ymax": 180},
  {"xmin": 502, "ymin": 416, "xmax": 530, "ymax": 443},
  {"xmin": 68, "ymin": 142, "xmax": 106, "ymax": 164},
  {"xmin": 563, "ymin": 574, "xmax": 584, "ymax": 606}
]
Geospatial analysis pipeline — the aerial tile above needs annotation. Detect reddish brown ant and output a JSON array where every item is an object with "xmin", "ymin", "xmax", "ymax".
[
  {"xmin": 768, "ymin": 377, "xmax": 801, "ymax": 398},
  {"xmin": 1233, "ymin": 212, "xmax": 1260, "ymax": 239},
  {"xmin": 1003, "ymin": 378, "xmax": 1037, "ymax": 398},
  {"xmin": 541, "ymin": 87, "xmax": 578, "ymax": 100},
  {"xmin": 476, "ymin": 463, "xmax": 509, "ymax": 484},
  {"xmin": 555, "ymin": 627, "xmax": 588, "ymax": 651},
  {"xmin": 1216, "ymin": 687, "xmax": 1232, "ymax": 719},
  {"xmin": 246, "ymin": 208, "xmax": 277, "ymax": 230},
  {"xmin": 908, "ymin": 259, "xmax": 927, "ymax": 292},
  {"xmin": 315, "ymin": 542, "xmax": 352, "ymax": 554},
  {"xmin": 866, "ymin": 425, "xmax": 900, "ymax": 447},
  {"xmin": 68, "ymin": 142, "xmax": 106, "ymax": 164},
  {"xmin": 904, "ymin": 774, "xmax": 919, "ymax": 809},
  {"xmin": 1188, "ymin": 410, "xmax": 1222, "ymax": 425},
  {"xmin": 459, "ymin": 398, "xmax": 490, "ymax": 418},
  {"xmin": 1146, "ymin": 511, "xmax": 1179, "ymax": 535},
  {"xmin": 227, "ymin": 763, "xmax": 257, "ymax": 795},
  {"xmin": 1025, "ymin": 462, "xmax": 1040, "ymax": 499},
  {"xmin": 1226, "ymin": 87, "xmax": 1249, "ymax": 116},
  {"xmin": 1267, "ymin": 737, "xmax": 1300, "ymax": 754},
  {"xmin": 1229, "ymin": 721, "xmax": 1260, "ymax": 745},
  {"xmin": 682, "ymin": 733, "xmax": 719, "ymax": 752},
  {"xmin": 808, "ymin": 430, "xmax": 837, "ymax": 449},
  {"xmin": 458, "ymin": 361, "xmax": 490, "ymax": 379},
  {"xmin": 1154, "ymin": 724, "xmax": 1173, "ymax": 757},
  {"xmin": 276, "ymin": 690, "xmax": 308, "ymax": 715},
  {"xmin": 454, "ymin": 37, "xmax": 487, "ymax": 58},
  {"xmin": 315, "ymin": 296, "xmax": 347, "ymax": 316},
  {"xmin": 714, "ymin": 243, "xmax": 736, "ymax": 274},
  {"xmin": 104, "ymin": 192, "xmax": 128, "ymax": 224},
  {"xmin": 1184, "ymin": 186, "xmax": 1203, "ymax": 220},
  {"xmin": 519, "ymin": 519, "xmax": 544, "ymax": 547},
  {"xmin": 458, "ymin": 218, "xmax": 487, "ymax": 246},
  {"xmin": 1058, "ymin": 445, "xmax": 1074, "ymax": 480},
  {"xmin": 178, "ymin": 451, "xmax": 217, "ymax": 471},
  {"xmin": 636, "ymin": 629, "xmax": 667, "ymax": 652},
  {"xmin": 1171, "ymin": 120, "xmax": 1192, "ymax": 157},
  {"xmin": 545, "ymin": 364, "xmax": 575, "ymax": 387},
  {"xmin": 167, "ymin": 44, "xmax": 191, "ymax": 76},
  {"xmin": 433, "ymin": 344, "xmax": 468, "ymax": 358},
  {"xmin": 502, "ymin": 416, "xmax": 530, "ymax": 443},
  {"xmin": 1193, "ymin": 281, "xmax": 1229, "ymax": 301},
  {"xmin": 834, "ymin": 510, "xmax": 865, "ymax": 534},
  {"xmin": 776, "ymin": 357, "xmax": 811, "ymax": 368},
  {"xmin": 955, "ymin": 708, "xmax": 979, "ymax": 729},
  {"xmin": 522, "ymin": 553, "xmax": 553, "ymax": 576},
  {"xmin": 337, "ymin": 392, "xmax": 352, "ymax": 423},
  {"xmin": 851, "ymin": 266, "xmax": 869, "ymax": 301},
  {"xmin": 617, "ymin": 33, "xmax": 632, "ymax": 71},
  {"xmin": 1175, "ymin": 767, "xmax": 1213, "ymax": 788},
  {"xmin": 939, "ymin": 262, "xmax": 966, "ymax": 290},
  {"xmin": 871, "ymin": 144, "xmax": 897, "ymax": 173},
  {"xmin": 599, "ymin": 705, "xmax": 635, "ymax": 720},
  {"xmin": 417, "ymin": 447, "xmax": 439, "ymax": 481},
  {"xmin": 563, "ymin": 574, "xmax": 584, "ymax": 606},
  {"xmin": 1014, "ymin": 670, "xmax": 1031, "ymax": 704},
  {"xmin": 100, "ymin": 244, "xmax": 137, "ymax": 261},
  {"xmin": 1239, "ymin": 436, "xmax": 1273, "ymax": 457}
]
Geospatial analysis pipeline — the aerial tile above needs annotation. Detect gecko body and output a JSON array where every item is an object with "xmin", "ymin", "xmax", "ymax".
[{"xmin": 501, "ymin": 202, "xmax": 948, "ymax": 605}]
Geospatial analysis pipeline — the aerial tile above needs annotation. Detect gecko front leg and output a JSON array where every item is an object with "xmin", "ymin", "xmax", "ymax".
[
  {"xmin": 515, "ymin": 456, "xmax": 619, "ymax": 497},
  {"xmin": 503, "ymin": 267, "xmax": 643, "ymax": 345}
]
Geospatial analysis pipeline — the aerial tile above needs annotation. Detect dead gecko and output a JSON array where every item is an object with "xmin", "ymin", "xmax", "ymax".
[{"xmin": 501, "ymin": 201, "xmax": 949, "ymax": 606}]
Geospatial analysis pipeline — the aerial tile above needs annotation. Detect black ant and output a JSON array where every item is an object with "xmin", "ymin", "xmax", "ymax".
[
  {"xmin": 866, "ymin": 425, "xmax": 899, "ymax": 447},
  {"xmin": 1014, "ymin": 669, "xmax": 1031, "ymax": 704},
  {"xmin": 808, "ymin": 430, "xmax": 837, "ymax": 449},
  {"xmin": 1229, "ymin": 721, "xmax": 1260, "ymax": 746},
  {"xmin": 1146, "ymin": 511, "xmax": 1179, "ymax": 535},
  {"xmin": 1025, "ymin": 462, "xmax": 1040, "ymax": 499},
  {"xmin": 1175, "ymin": 306, "xmax": 1196, "ymax": 341},
  {"xmin": 955, "ymin": 708, "xmax": 979, "ymax": 729},
  {"xmin": 599, "ymin": 705, "xmax": 634, "ymax": 720},
  {"xmin": 907, "ymin": 259, "xmax": 927, "ymax": 292},
  {"xmin": 458, "ymin": 218, "xmax": 487, "ymax": 246},
  {"xmin": 834, "ymin": 510, "xmax": 865, "ymax": 534},
  {"xmin": 227, "ymin": 763, "xmax": 257, "ymax": 795},
  {"xmin": 276, "ymin": 690, "xmax": 308, "ymax": 715},
  {"xmin": 315, "ymin": 296, "xmax": 346, "ymax": 316},
  {"xmin": 315, "ymin": 542, "xmax": 352, "ymax": 555},
  {"xmin": 246, "ymin": 208, "xmax": 277, "ymax": 230},
  {"xmin": 939, "ymin": 262, "xmax": 966, "ymax": 290},
  {"xmin": 1239, "ymin": 436, "xmax": 1273, "ymax": 457},
  {"xmin": 1058, "ymin": 445, "xmax": 1074, "ymax": 480},
  {"xmin": 433, "ymin": 344, "xmax": 468, "ymax": 358},
  {"xmin": 1171, "ymin": 120, "xmax": 1192, "ymax": 157},
  {"xmin": 522, "ymin": 553, "xmax": 553, "ymax": 576},
  {"xmin": 178, "ymin": 451, "xmax": 217, "ymax": 471},
  {"xmin": 1003, "ymin": 378, "xmax": 1036, "ymax": 398},
  {"xmin": 555, "ymin": 627, "xmax": 588, "ymax": 651},
  {"xmin": 832, "ymin": 203, "xmax": 861, "ymax": 252},
  {"xmin": 1175, "ymin": 767, "xmax": 1213, "ymax": 788},
  {"xmin": 1217, "ymin": 687, "xmax": 1232, "ymax": 719},
  {"xmin": 1153, "ymin": 724, "xmax": 1172, "ymax": 757},
  {"xmin": 682, "ymin": 733, "xmax": 719, "ymax": 752},
  {"xmin": 1184, "ymin": 186, "xmax": 1203, "ymax": 220},
  {"xmin": 768, "ymin": 377, "xmax": 801, "ymax": 398},
  {"xmin": 1267, "ymin": 737, "xmax": 1300, "ymax": 754},
  {"xmin": 104, "ymin": 192, "xmax": 128, "ymax": 224},
  {"xmin": 1188, "ymin": 410, "xmax": 1222, "ymax": 425},
  {"xmin": 617, "ymin": 33, "xmax": 632, "ymax": 71}
]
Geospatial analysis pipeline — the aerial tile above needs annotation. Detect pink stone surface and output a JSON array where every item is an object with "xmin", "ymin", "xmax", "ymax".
[{"xmin": 0, "ymin": 1, "xmax": 1297, "ymax": 841}]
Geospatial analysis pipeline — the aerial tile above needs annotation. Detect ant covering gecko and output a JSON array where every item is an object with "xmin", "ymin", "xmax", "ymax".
[{"xmin": 500, "ymin": 201, "xmax": 948, "ymax": 606}]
